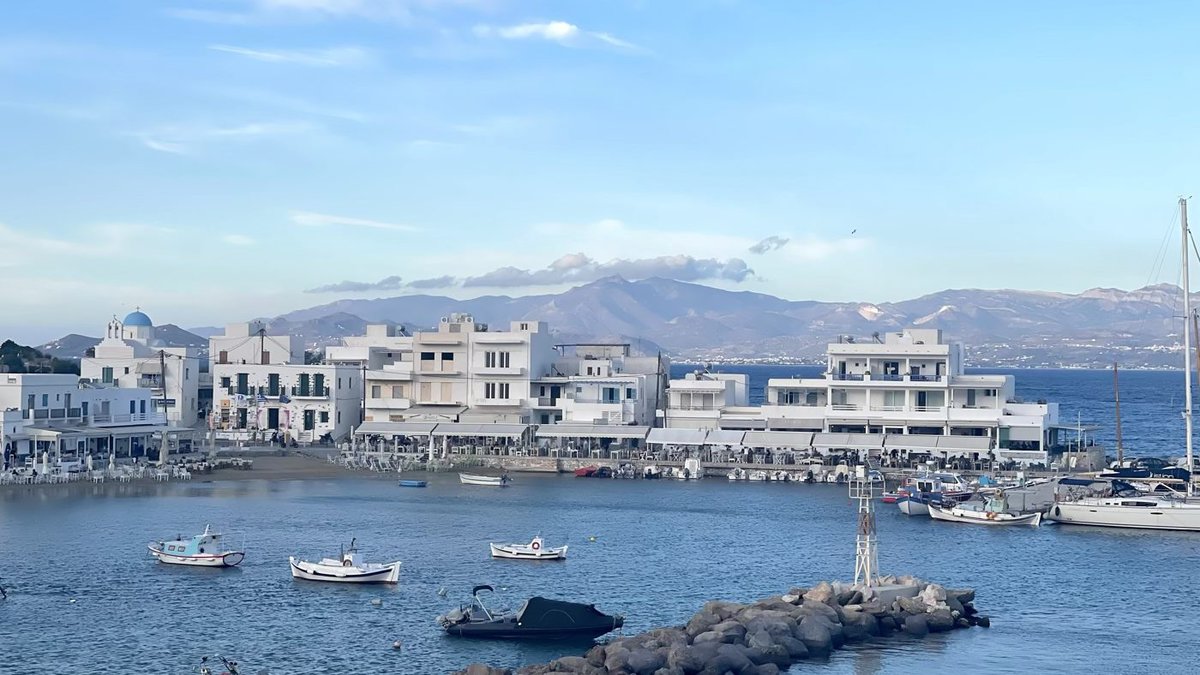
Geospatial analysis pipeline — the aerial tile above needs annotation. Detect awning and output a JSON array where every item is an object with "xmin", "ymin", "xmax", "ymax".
[
  {"xmin": 431, "ymin": 423, "xmax": 528, "ymax": 438},
  {"xmin": 742, "ymin": 431, "xmax": 814, "ymax": 449},
  {"xmin": 1005, "ymin": 426, "xmax": 1043, "ymax": 442},
  {"xmin": 884, "ymin": 434, "xmax": 993, "ymax": 453},
  {"xmin": 646, "ymin": 428, "xmax": 709, "ymax": 446},
  {"xmin": 136, "ymin": 361, "xmax": 162, "ymax": 375},
  {"xmin": 884, "ymin": 434, "xmax": 941, "ymax": 450},
  {"xmin": 767, "ymin": 418, "xmax": 823, "ymax": 431},
  {"xmin": 354, "ymin": 421, "xmax": 438, "ymax": 437},
  {"xmin": 399, "ymin": 405, "xmax": 466, "ymax": 420},
  {"xmin": 705, "ymin": 430, "xmax": 746, "ymax": 446},
  {"xmin": 936, "ymin": 436, "xmax": 993, "ymax": 452},
  {"xmin": 534, "ymin": 424, "xmax": 650, "ymax": 440},
  {"xmin": 719, "ymin": 418, "xmax": 766, "ymax": 430},
  {"xmin": 812, "ymin": 432, "xmax": 885, "ymax": 450}
]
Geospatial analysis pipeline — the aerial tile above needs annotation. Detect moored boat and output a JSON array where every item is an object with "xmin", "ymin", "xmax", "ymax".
[
  {"xmin": 489, "ymin": 535, "xmax": 567, "ymax": 561},
  {"xmin": 929, "ymin": 495, "xmax": 1041, "ymax": 526},
  {"xmin": 437, "ymin": 585, "xmax": 623, "ymax": 640},
  {"xmin": 574, "ymin": 465, "xmax": 598, "ymax": 478},
  {"xmin": 460, "ymin": 473, "xmax": 510, "ymax": 486},
  {"xmin": 289, "ymin": 538, "xmax": 401, "ymax": 583},
  {"xmin": 148, "ymin": 525, "xmax": 245, "ymax": 567},
  {"xmin": 398, "ymin": 479, "xmax": 427, "ymax": 488}
]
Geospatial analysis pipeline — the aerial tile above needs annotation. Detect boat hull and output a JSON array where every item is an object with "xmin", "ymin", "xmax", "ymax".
[
  {"xmin": 897, "ymin": 497, "xmax": 929, "ymax": 516},
  {"xmin": 443, "ymin": 622, "xmax": 619, "ymax": 640},
  {"xmin": 489, "ymin": 544, "xmax": 568, "ymax": 560},
  {"xmin": 929, "ymin": 506, "xmax": 1041, "ymax": 526},
  {"xmin": 398, "ymin": 480, "xmax": 427, "ymax": 488},
  {"xmin": 289, "ymin": 557, "xmax": 401, "ymax": 583},
  {"xmin": 1046, "ymin": 502, "xmax": 1200, "ymax": 531},
  {"xmin": 149, "ymin": 546, "xmax": 244, "ymax": 567},
  {"xmin": 460, "ymin": 474, "xmax": 508, "ymax": 486}
]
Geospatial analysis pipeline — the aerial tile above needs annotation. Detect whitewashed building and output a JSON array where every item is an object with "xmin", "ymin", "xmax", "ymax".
[
  {"xmin": 659, "ymin": 370, "xmax": 751, "ymax": 429},
  {"xmin": 209, "ymin": 324, "xmax": 361, "ymax": 443},
  {"xmin": 1, "ymin": 373, "xmax": 166, "ymax": 467},
  {"xmin": 80, "ymin": 310, "xmax": 200, "ymax": 427},
  {"xmin": 533, "ymin": 344, "xmax": 666, "ymax": 426},
  {"xmin": 761, "ymin": 329, "xmax": 1059, "ymax": 464}
]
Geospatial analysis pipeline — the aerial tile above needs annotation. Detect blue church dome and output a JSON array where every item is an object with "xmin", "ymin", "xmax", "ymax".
[{"xmin": 123, "ymin": 310, "xmax": 153, "ymax": 327}]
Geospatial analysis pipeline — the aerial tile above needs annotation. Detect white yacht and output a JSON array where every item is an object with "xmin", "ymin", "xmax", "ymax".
[{"xmin": 1047, "ymin": 199, "xmax": 1200, "ymax": 531}]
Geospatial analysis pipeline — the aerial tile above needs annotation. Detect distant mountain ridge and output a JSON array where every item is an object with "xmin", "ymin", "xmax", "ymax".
[
  {"xmin": 37, "ymin": 324, "xmax": 208, "ymax": 359},
  {"xmin": 31, "ymin": 278, "xmax": 1198, "ymax": 367}
]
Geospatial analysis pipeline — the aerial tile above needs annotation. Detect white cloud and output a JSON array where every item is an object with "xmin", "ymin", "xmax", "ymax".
[
  {"xmin": 460, "ymin": 253, "xmax": 754, "ymax": 288},
  {"xmin": 304, "ymin": 275, "xmax": 404, "ymax": 293},
  {"xmin": 221, "ymin": 234, "xmax": 256, "ymax": 246},
  {"xmin": 289, "ymin": 210, "xmax": 418, "ymax": 232},
  {"xmin": 208, "ymin": 44, "xmax": 370, "ymax": 67},
  {"xmin": 473, "ymin": 20, "xmax": 645, "ymax": 53},
  {"xmin": 749, "ymin": 235, "xmax": 790, "ymax": 254},
  {"xmin": 134, "ymin": 121, "xmax": 313, "ymax": 154}
]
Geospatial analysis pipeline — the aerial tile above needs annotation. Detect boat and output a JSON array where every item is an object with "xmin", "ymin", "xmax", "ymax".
[
  {"xmin": 929, "ymin": 494, "xmax": 1041, "ymax": 526},
  {"xmin": 897, "ymin": 492, "xmax": 940, "ymax": 516},
  {"xmin": 574, "ymin": 465, "xmax": 598, "ymax": 478},
  {"xmin": 198, "ymin": 655, "xmax": 242, "ymax": 675},
  {"xmin": 148, "ymin": 525, "xmax": 245, "ymax": 567},
  {"xmin": 489, "ymin": 535, "xmax": 567, "ymax": 561},
  {"xmin": 594, "ymin": 466, "xmax": 613, "ymax": 479},
  {"xmin": 289, "ymin": 538, "xmax": 401, "ymax": 583},
  {"xmin": 681, "ymin": 457, "xmax": 702, "ymax": 479},
  {"xmin": 460, "ymin": 473, "xmax": 510, "ymax": 486},
  {"xmin": 643, "ymin": 464, "xmax": 662, "ymax": 479},
  {"xmin": 747, "ymin": 470, "xmax": 768, "ymax": 481},
  {"xmin": 398, "ymin": 479, "xmax": 427, "ymax": 488},
  {"xmin": 727, "ymin": 467, "xmax": 747, "ymax": 481},
  {"xmin": 437, "ymin": 585, "xmax": 623, "ymax": 640},
  {"xmin": 1047, "ymin": 199, "xmax": 1200, "ymax": 531}
]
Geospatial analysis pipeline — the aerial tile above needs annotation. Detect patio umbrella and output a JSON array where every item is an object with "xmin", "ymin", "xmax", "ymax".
[
  {"xmin": 108, "ymin": 452, "xmax": 116, "ymax": 472},
  {"xmin": 86, "ymin": 454, "xmax": 94, "ymax": 472},
  {"xmin": 41, "ymin": 452, "xmax": 49, "ymax": 474}
]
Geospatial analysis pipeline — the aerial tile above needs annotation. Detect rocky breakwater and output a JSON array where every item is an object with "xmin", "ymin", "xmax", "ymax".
[{"xmin": 455, "ymin": 577, "xmax": 988, "ymax": 675}]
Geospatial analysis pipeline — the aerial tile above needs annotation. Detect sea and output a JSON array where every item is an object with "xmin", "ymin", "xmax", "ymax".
[{"xmin": 0, "ymin": 367, "xmax": 1197, "ymax": 675}]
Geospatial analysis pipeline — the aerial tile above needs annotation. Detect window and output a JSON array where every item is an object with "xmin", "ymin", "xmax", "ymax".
[
  {"xmin": 336, "ymin": 411, "xmax": 341, "ymax": 424},
  {"xmin": 102, "ymin": 367, "xmax": 113, "ymax": 384},
  {"xmin": 371, "ymin": 385, "xmax": 381, "ymax": 398},
  {"xmin": 441, "ymin": 352, "xmax": 454, "ymax": 361},
  {"xmin": 236, "ymin": 373, "xmax": 249, "ymax": 396},
  {"xmin": 314, "ymin": 374, "xmax": 325, "ymax": 396},
  {"xmin": 185, "ymin": 367, "xmax": 190, "ymax": 380},
  {"xmin": 298, "ymin": 373, "xmax": 311, "ymax": 397},
  {"xmin": 26, "ymin": 394, "xmax": 34, "ymax": 410},
  {"xmin": 602, "ymin": 387, "xmax": 619, "ymax": 403},
  {"xmin": 966, "ymin": 389, "xmax": 977, "ymax": 407},
  {"xmin": 485, "ymin": 383, "xmax": 496, "ymax": 399},
  {"xmin": 391, "ymin": 385, "xmax": 403, "ymax": 398},
  {"xmin": 218, "ymin": 350, "xmax": 228, "ymax": 364},
  {"xmin": 485, "ymin": 351, "xmax": 496, "ymax": 368},
  {"xmin": 81, "ymin": 401, "xmax": 88, "ymax": 418},
  {"xmin": 587, "ymin": 366, "xmax": 594, "ymax": 375},
  {"xmin": 238, "ymin": 409, "xmax": 248, "ymax": 428},
  {"xmin": 129, "ymin": 401, "xmax": 136, "ymax": 414},
  {"xmin": 220, "ymin": 376, "xmax": 231, "ymax": 390},
  {"xmin": 539, "ymin": 386, "xmax": 547, "ymax": 396},
  {"xmin": 140, "ymin": 400, "xmax": 146, "ymax": 414},
  {"xmin": 420, "ymin": 352, "xmax": 435, "ymax": 361},
  {"xmin": 337, "ymin": 377, "xmax": 342, "ymax": 390},
  {"xmin": 626, "ymin": 387, "xmax": 636, "ymax": 400},
  {"xmin": 41, "ymin": 394, "xmax": 48, "ymax": 407},
  {"xmin": 124, "ymin": 367, "xmax": 130, "ymax": 375},
  {"xmin": 884, "ymin": 390, "xmax": 905, "ymax": 408},
  {"xmin": 320, "ymin": 411, "xmax": 329, "ymax": 423},
  {"xmin": 499, "ymin": 352, "xmax": 510, "ymax": 368},
  {"xmin": 268, "ymin": 374, "xmax": 280, "ymax": 397},
  {"xmin": 984, "ymin": 389, "xmax": 997, "ymax": 397},
  {"xmin": 500, "ymin": 383, "xmax": 510, "ymax": 399}
]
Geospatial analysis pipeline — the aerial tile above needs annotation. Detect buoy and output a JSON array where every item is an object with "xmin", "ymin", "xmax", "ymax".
[
  {"xmin": 437, "ymin": 587, "xmax": 448, "ymax": 598},
  {"xmin": 392, "ymin": 640, "xmax": 403, "ymax": 651},
  {"xmin": 370, "ymin": 598, "xmax": 383, "ymax": 607},
  {"xmin": 69, "ymin": 598, "xmax": 77, "ymax": 604},
  {"xmin": 587, "ymin": 536, "xmax": 597, "ymax": 543}
]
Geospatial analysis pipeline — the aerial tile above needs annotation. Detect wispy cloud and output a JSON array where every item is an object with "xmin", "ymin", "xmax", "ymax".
[
  {"xmin": 473, "ymin": 20, "xmax": 646, "ymax": 53},
  {"xmin": 289, "ymin": 210, "xmax": 418, "ymax": 232},
  {"xmin": 169, "ymin": 0, "xmax": 484, "ymax": 25},
  {"xmin": 305, "ymin": 275, "xmax": 404, "ymax": 293},
  {"xmin": 749, "ymin": 235, "xmax": 790, "ymax": 254},
  {"xmin": 407, "ymin": 275, "xmax": 455, "ymax": 289},
  {"xmin": 433, "ymin": 252, "xmax": 755, "ymax": 289},
  {"xmin": 209, "ymin": 44, "xmax": 370, "ymax": 67},
  {"xmin": 221, "ymin": 234, "xmax": 256, "ymax": 246},
  {"xmin": 134, "ymin": 121, "xmax": 314, "ymax": 154},
  {"xmin": 0, "ymin": 222, "xmax": 174, "ymax": 260}
]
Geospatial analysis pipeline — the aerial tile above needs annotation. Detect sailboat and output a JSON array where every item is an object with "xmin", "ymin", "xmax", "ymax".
[{"xmin": 1047, "ymin": 198, "xmax": 1200, "ymax": 531}]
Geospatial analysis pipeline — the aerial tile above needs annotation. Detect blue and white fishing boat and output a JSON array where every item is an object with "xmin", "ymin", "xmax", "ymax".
[
  {"xmin": 398, "ymin": 479, "xmax": 427, "ymax": 488},
  {"xmin": 148, "ymin": 525, "xmax": 245, "ymax": 568}
]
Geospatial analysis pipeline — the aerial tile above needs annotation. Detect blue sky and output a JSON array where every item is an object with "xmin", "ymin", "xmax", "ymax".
[{"xmin": 2, "ymin": 0, "xmax": 1199, "ymax": 342}]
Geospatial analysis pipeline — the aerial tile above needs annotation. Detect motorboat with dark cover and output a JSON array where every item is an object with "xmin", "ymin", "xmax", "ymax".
[{"xmin": 437, "ymin": 585, "xmax": 623, "ymax": 640}]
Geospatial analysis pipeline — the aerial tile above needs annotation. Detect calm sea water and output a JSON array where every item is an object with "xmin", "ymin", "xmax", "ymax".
[{"xmin": 1, "ymin": 369, "xmax": 1197, "ymax": 675}]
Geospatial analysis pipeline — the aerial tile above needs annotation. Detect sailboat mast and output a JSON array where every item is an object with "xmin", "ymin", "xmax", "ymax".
[
  {"xmin": 1182, "ymin": 196, "xmax": 1194, "ymax": 496},
  {"xmin": 1113, "ymin": 362, "xmax": 1123, "ymax": 466}
]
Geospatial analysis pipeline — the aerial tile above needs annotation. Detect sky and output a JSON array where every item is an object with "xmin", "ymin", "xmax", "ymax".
[{"xmin": 2, "ymin": 0, "xmax": 1200, "ymax": 343}]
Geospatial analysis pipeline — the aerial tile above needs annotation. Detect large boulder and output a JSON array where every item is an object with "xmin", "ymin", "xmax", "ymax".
[
  {"xmin": 668, "ymin": 642, "xmax": 720, "ymax": 673},
  {"xmin": 897, "ymin": 595, "xmax": 927, "ymax": 615},
  {"xmin": 462, "ymin": 666, "xmax": 511, "ymax": 675},
  {"xmin": 548, "ymin": 657, "xmax": 603, "ymax": 674},
  {"xmin": 774, "ymin": 635, "xmax": 810, "ymax": 660},
  {"xmin": 839, "ymin": 609, "xmax": 879, "ymax": 642},
  {"xmin": 797, "ymin": 617, "xmax": 834, "ymax": 657},
  {"xmin": 803, "ymin": 581, "xmax": 835, "ymax": 604},
  {"xmin": 604, "ymin": 645, "xmax": 633, "ymax": 672},
  {"xmin": 702, "ymin": 601, "xmax": 745, "ymax": 622},
  {"xmin": 747, "ymin": 644, "xmax": 791, "ymax": 668},
  {"xmin": 692, "ymin": 631, "xmax": 724, "ymax": 645},
  {"xmin": 919, "ymin": 584, "xmax": 948, "ymax": 607},
  {"xmin": 949, "ymin": 588, "xmax": 976, "ymax": 604},
  {"xmin": 798, "ymin": 600, "xmax": 839, "ymax": 624},
  {"xmin": 685, "ymin": 611, "xmax": 721, "ymax": 639},
  {"xmin": 641, "ymin": 628, "xmax": 688, "ymax": 651},
  {"xmin": 902, "ymin": 614, "xmax": 929, "ymax": 637},
  {"xmin": 584, "ymin": 646, "xmax": 605, "ymax": 668},
  {"xmin": 743, "ymin": 613, "xmax": 799, "ymax": 642},
  {"xmin": 627, "ymin": 648, "xmax": 668, "ymax": 674},
  {"xmin": 927, "ymin": 609, "xmax": 955, "ymax": 633}
]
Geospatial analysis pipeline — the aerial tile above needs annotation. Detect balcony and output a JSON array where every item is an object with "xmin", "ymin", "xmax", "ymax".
[
  {"xmin": 367, "ymin": 397, "xmax": 411, "ymax": 409},
  {"xmin": 290, "ymin": 387, "xmax": 329, "ymax": 400},
  {"xmin": 830, "ymin": 403, "xmax": 863, "ymax": 411},
  {"xmin": 831, "ymin": 373, "xmax": 866, "ymax": 381},
  {"xmin": 874, "ymin": 373, "xmax": 904, "ymax": 381},
  {"xmin": 91, "ymin": 412, "xmax": 167, "ymax": 427},
  {"xmin": 477, "ymin": 366, "xmax": 526, "ymax": 376},
  {"xmin": 531, "ymin": 397, "xmax": 561, "ymax": 407},
  {"xmin": 474, "ymin": 398, "xmax": 523, "ymax": 407},
  {"xmin": 911, "ymin": 405, "xmax": 946, "ymax": 413}
]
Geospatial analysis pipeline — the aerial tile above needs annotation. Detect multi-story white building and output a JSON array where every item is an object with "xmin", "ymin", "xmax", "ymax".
[
  {"xmin": 533, "ymin": 344, "xmax": 666, "ymax": 426},
  {"xmin": 1, "ymin": 373, "xmax": 165, "ymax": 467},
  {"xmin": 80, "ymin": 310, "xmax": 201, "ymax": 427},
  {"xmin": 209, "ymin": 324, "xmax": 361, "ymax": 442},
  {"xmin": 326, "ymin": 324, "xmax": 412, "ymax": 370},
  {"xmin": 659, "ymin": 370, "xmax": 750, "ymax": 429},
  {"xmin": 761, "ymin": 329, "xmax": 1059, "ymax": 464}
]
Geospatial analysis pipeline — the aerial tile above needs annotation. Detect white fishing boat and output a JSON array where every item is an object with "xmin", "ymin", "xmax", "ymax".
[
  {"xmin": 489, "ymin": 535, "xmax": 568, "ymax": 560},
  {"xmin": 460, "ymin": 473, "xmax": 510, "ymax": 486},
  {"xmin": 148, "ymin": 525, "xmax": 245, "ymax": 567},
  {"xmin": 680, "ymin": 457, "xmax": 702, "ymax": 480},
  {"xmin": 747, "ymin": 470, "xmax": 768, "ymax": 481},
  {"xmin": 1047, "ymin": 199, "xmax": 1200, "ymax": 531},
  {"xmin": 929, "ymin": 495, "xmax": 1041, "ymax": 527},
  {"xmin": 289, "ymin": 538, "xmax": 401, "ymax": 583},
  {"xmin": 727, "ymin": 467, "xmax": 747, "ymax": 481}
]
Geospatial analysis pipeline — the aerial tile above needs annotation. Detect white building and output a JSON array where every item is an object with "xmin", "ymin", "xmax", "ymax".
[
  {"xmin": 80, "ymin": 310, "xmax": 200, "ymax": 427},
  {"xmin": 326, "ymin": 324, "xmax": 412, "ymax": 370},
  {"xmin": 210, "ymin": 324, "xmax": 362, "ymax": 443},
  {"xmin": 659, "ymin": 370, "xmax": 751, "ymax": 429},
  {"xmin": 533, "ymin": 344, "xmax": 666, "ymax": 426},
  {"xmin": 1, "ymin": 373, "xmax": 166, "ymax": 467},
  {"xmin": 761, "ymin": 329, "xmax": 1059, "ymax": 464}
]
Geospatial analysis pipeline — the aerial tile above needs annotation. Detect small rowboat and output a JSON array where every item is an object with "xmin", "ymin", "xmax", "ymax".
[
  {"xmin": 460, "ymin": 473, "xmax": 510, "ymax": 486},
  {"xmin": 490, "ymin": 535, "xmax": 567, "ymax": 560},
  {"xmin": 398, "ymin": 479, "xmax": 427, "ymax": 488}
]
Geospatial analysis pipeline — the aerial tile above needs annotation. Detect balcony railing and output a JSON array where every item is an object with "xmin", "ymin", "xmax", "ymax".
[
  {"xmin": 774, "ymin": 401, "xmax": 823, "ymax": 407},
  {"xmin": 912, "ymin": 405, "xmax": 946, "ymax": 413},
  {"xmin": 875, "ymin": 373, "xmax": 903, "ymax": 381},
  {"xmin": 909, "ymin": 375, "xmax": 943, "ymax": 382},
  {"xmin": 91, "ymin": 412, "xmax": 167, "ymax": 426},
  {"xmin": 830, "ymin": 403, "xmax": 862, "ymax": 411},
  {"xmin": 832, "ymin": 373, "xmax": 865, "ymax": 381}
]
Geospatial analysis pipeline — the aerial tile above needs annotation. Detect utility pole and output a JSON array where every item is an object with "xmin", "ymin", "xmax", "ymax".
[
  {"xmin": 159, "ymin": 349, "xmax": 169, "ymax": 465},
  {"xmin": 1113, "ymin": 361, "xmax": 1123, "ymax": 466}
]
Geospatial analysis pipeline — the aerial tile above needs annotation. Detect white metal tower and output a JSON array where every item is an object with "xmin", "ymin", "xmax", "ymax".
[{"xmin": 849, "ymin": 463, "xmax": 881, "ymax": 587}]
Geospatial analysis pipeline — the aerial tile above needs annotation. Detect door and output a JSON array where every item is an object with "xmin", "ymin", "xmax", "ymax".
[
  {"xmin": 303, "ymin": 410, "xmax": 315, "ymax": 431},
  {"xmin": 838, "ymin": 361, "xmax": 847, "ymax": 377},
  {"xmin": 966, "ymin": 389, "xmax": 976, "ymax": 407},
  {"xmin": 267, "ymin": 408, "xmax": 279, "ymax": 429},
  {"xmin": 916, "ymin": 391, "xmax": 928, "ymax": 408},
  {"xmin": 550, "ymin": 385, "xmax": 561, "ymax": 405}
]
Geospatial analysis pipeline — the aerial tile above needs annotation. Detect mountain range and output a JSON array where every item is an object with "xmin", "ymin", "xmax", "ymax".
[{"xmin": 34, "ymin": 278, "xmax": 1198, "ymax": 367}]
